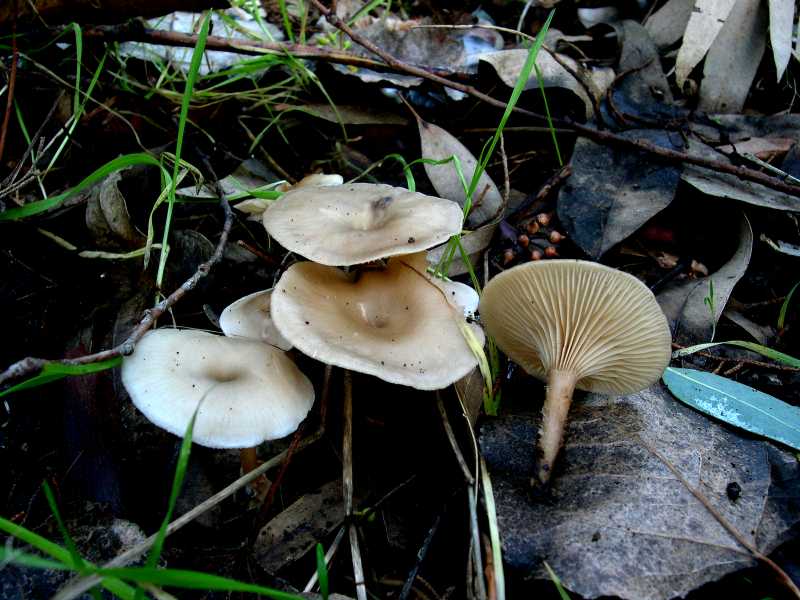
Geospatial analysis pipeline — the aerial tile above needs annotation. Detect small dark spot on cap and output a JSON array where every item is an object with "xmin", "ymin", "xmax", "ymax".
[{"xmin": 407, "ymin": 237, "xmax": 415, "ymax": 243}]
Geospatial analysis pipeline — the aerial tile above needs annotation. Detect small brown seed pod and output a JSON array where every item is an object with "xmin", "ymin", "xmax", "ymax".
[
  {"xmin": 544, "ymin": 246, "xmax": 558, "ymax": 258},
  {"xmin": 517, "ymin": 234, "xmax": 530, "ymax": 248},
  {"xmin": 536, "ymin": 213, "xmax": 551, "ymax": 227},
  {"xmin": 503, "ymin": 248, "xmax": 516, "ymax": 265},
  {"xmin": 526, "ymin": 221, "xmax": 540, "ymax": 235},
  {"xmin": 549, "ymin": 231, "xmax": 565, "ymax": 244},
  {"xmin": 530, "ymin": 249, "xmax": 543, "ymax": 261}
]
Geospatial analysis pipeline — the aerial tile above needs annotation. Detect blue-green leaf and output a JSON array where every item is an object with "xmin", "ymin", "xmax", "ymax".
[
  {"xmin": 662, "ymin": 367, "xmax": 800, "ymax": 450},
  {"xmin": 0, "ymin": 357, "xmax": 122, "ymax": 399}
]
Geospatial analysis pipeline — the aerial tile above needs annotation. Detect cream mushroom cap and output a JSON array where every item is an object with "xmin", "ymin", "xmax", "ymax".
[
  {"xmin": 479, "ymin": 260, "xmax": 671, "ymax": 394},
  {"xmin": 262, "ymin": 183, "xmax": 463, "ymax": 265},
  {"xmin": 219, "ymin": 289, "xmax": 293, "ymax": 351},
  {"xmin": 121, "ymin": 329, "xmax": 314, "ymax": 448},
  {"xmin": 270, "ymin": 253, "xmax": 484, "ymax": 390}
]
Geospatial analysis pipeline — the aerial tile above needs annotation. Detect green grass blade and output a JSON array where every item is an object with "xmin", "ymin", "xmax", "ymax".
[
  {"xmin": 156, "ymin": 11, "xmax": 211, "ymax": 289},
  {"xmin": 315, "ymin": 543, "xmax": 329, "ymax": 600},
  {"xmin": 41, "ymin": 482, "xmax": 88, "ymax": 572},
  {"xmin": 0, "ymin": 153, "xmax": 166, "ymax": 220},
  {"xmin": 0, "ymin": 547, "xmax": 71, "ymax": 571},
  {"xmin": 97, "ymin": 567, "xmax": 304, "ymax": 599},
  {"xmin": 672, "ymin": 341, "xmax": 800, "ymax": 368},
  {"xmin": 0, "ymin": 357, "xmax": 123, "ymax": 399},
  {"xmin": 778, "ymin": 281, "xmax": 800, "ymax": 330},
  {"xmin": 543, "ymin": 561, "xmax": 572, "ymax": 599},
  {"xmin": 534, "ymin": 63, "xmax": 562, "ymax": 166}
]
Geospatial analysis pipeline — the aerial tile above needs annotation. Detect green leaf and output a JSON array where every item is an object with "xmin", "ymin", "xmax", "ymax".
[
  {"xmin": 0, "ymin": 357, "xmax": 122, "ymax": 399},
  {"xmin": 778, "ymin": 280, "xmax": 800, "ymax": 330},
  {"xmin": 543, "ymin": 561, "xmax": 572, "ymax": 600},
  {"xmin": 672, "ymin": 340, "xmax": 800, "ymax": 368},
  {"xmin": 662, "ymin": 367, "xmax": 800, "ymax": 450}
]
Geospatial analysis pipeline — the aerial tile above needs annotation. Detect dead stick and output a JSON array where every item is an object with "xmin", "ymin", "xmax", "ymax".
[
  {"xmin": 641, "ymin": 439, "xmax": 800, "ymax": 599},
  {"xmin": 0, "ymin": 174, "xmax": 233, "ymax": 390},
  {"xmin": 671, "ymin": 342, "xmax": 800, "ymax": 372}
]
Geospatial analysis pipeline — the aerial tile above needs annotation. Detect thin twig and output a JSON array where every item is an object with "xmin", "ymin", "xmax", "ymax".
[
  {"xmin": 436, "ymin": 392, "xmax": 474, "ymax": 485},
  {"xmin": 398, "ymin": 508, "xmax": 445, "ymax": 600},
  {"xmin": 303, "ymin": 525, "xmax": 346, "ymax": 592},
  {"xmin": 0, "ymin": 174, "xmax": 233, "ymax": 390},
  {"xmin": 52, "ymin": 430, "xmax": 324, "ymax": 600},
  {"xmin": 342, "ymin": 369, "xmax": 367, "ymax": 600},
  {"xmin": 641, "ymin": 439, "xmax": 800, "ymax": 599}
]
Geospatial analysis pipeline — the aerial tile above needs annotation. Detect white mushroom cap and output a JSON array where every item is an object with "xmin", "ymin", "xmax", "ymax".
[
  {"xmin": 219, "ymin": 289, "xmax": 293, "ymax": 351},
  {"xmin": 270, "ymin": 253, "xmax": 484, "ymax": 390},
  {"xmin": 479, "ymin": 260, "xmax": 671, "ymax": 394},
  {"xmin": 121, "ymin": 329, "xmax": 314, "ymax": 448},
  {"xmin": 262, "ymin": 183, "xmax": 463, "ymax": 265}
]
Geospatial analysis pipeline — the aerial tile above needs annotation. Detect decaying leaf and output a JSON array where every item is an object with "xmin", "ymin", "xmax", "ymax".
[
  {"xmin": 280, "ymin": 103, "xmax": 408, "ymax": 126},
  {"xmin": 418, "ymin": 118, "xmax": 503, "ymax": 227},
  {"xmin": 722, "ymin": 309, "xmax": 775, "ymax": 345},
  {"xmin": 557, "ymin": 131, "xmax": 681, "ymax": 259},
  {"xmin": 253, "ymin": 480, "xmax": 343, "ymax": 573},
  {"xmin": 675, "ymin": 0, "xmax": 738, "ymax": 88},
  {"xmin": 427, "ymin": 219, "xmax": 497, "ymax": 276},
  {"xmin": 177, "ymin": 159, "xmax": 278, "ymax": 200},
  {"xmin": 480, "ymin": 383, "xmax": 800, "ymax": 600},
  {"xmin": 645, "ymin": 0, "xmax": 694, "ymax": 48},
  {"xmin": 698, "ymin": 0, "xmax": 767, "ymax": 113},
  {"xmin": 479, "ymin": 49, "xmax": 601, "ymax": 119},
  {"xmin": 657, "ymin": 213, "xmax": 753, "ymax": 344},
  {"xmin": 85, "ymin": 171, "xmax": 144, "ymax": 247},
  {"xmin": 768, "ymin": 0, "xmax": 795, "ymax": 80},
  {"xmin": 682, "ymin": 167, "xmax": 800, "ymax": 211}
]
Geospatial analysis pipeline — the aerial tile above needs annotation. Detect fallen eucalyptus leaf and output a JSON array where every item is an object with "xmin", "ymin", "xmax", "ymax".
[
  {"xmin": 722, "ymin": 309, "xmax": 776, "ymax": 345},
  {"xmin": 682, "ymin": 167, "xmax": 800, "ymax": 211},
  {"xmin": 177, "ymin": 159, "xmax": 280, "ymax": 201},
  {"xmin": 658, "ymin": 213, "xmax": 753, "ymax": 344},
  {"xmin": 698, "ymin": 0, "xmax": 767, "ymax": 113},
  {"xmin": 663, "ymin": 367, "xmax": 800, "ymax": 449},
  {"xmin": 427, "ymin": 220, "xmax": 497, "ymax": 276},
  {"xmin": 479, "ymin": 49, "xmax": 598, "ymax": 118},
  {"xmin": 253, "ymin": 480, "xmax": 343, "ymax": 573},
  {"xmin": 645, "ymin": 0, "xmax": 694, "ymax": 48},
  {"xmin": 280, "ymin": 103, "xmax": 408, "ymax": 126},
  {"xmin": 418, "ymin": 118, "xmax": 503, "ymax": 227},
  {"xmin": 761, "ymin": 234, "xmax": 800, "ymax": 257},
  {"xmin": 557, "ymin": 131, "xmax": 681, "ymax": 258},
  {"xmin": 480, "ymin": 383, "xmax": 800, "ymax": 600},
  {"xmin": 768, "ymin": 0, "xmax": 795, "ymax": 80},
  {"xmin": 675, "ymin": 0, "xmax": 738, "ymax": 88}
]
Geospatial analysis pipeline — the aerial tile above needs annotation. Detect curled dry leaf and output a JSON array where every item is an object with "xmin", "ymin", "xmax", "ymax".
[
  {"xmin": 427, "ymin": 219, "xmax": 498, "ymax": 276},
  {"xmin": 675, "ymin": 0, "xmax": 738, "ymax": 88},
  {"xmin": 85, "ymin": 171, "xmax": 144, "ymax": 247},
  {"xmin": 479, "ymin": 49, "xmax": 601, "ymax": 119},
  {"xmin": 657, "ymin": 213, "xmax": 753, "ymax": 345},
  {"xmin": 417, "ymin": 118, "xmax": 503, "ymax": 228},
  {"xmin": 480, "ymin": 384, "xmax": 800, "ymax": 600},
  {"xmin": 698, "ymin": 0, "xmax": 767, "ymax": 113}
]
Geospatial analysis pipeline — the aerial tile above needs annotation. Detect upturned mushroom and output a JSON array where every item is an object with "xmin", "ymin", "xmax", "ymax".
[
  {"xmin": 262, "ymin": 183, "xmax": 463, "ymax": 265},
  {"xmin": 121, "ymin": 328, "xmax": 314, "ymax": 449},
  {"xmin": 219, "ymin": 289, "xmax": 293, "ymax": 351},
  {"xmin": 270, "ymin": 252, "xmax": 484, "ymax": 390},
  {"xmin": 479, "ymin": 260, "xmax": 671, "ymax": 485}
]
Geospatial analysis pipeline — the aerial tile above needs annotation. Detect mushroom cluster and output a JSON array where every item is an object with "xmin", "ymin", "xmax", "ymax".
[{"xmin": 261, "ymin": 182, "xmax": 484, "ymax": 390}]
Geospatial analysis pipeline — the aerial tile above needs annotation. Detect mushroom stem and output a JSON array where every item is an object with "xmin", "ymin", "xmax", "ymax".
[
  {"xmin": 240, "ymin": 447, "xmax": 259, "ymax": 475},
  {"xmin": 533, "ymin": 369, "xmax": 578, "ymax": 486}
]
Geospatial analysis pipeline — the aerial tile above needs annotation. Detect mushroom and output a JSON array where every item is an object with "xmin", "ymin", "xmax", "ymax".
[
  {"xmin": 121, "ymin": 329, "xmax": 314, "ymax": 478},
  {"xmin": 219, "ymin": 289, "xmax": 293, "ymax": 351},
  {"xmin": 270, "ymin": 252, "xmax": 484, "ymax": 390},
  {"xmin": 262, "ymin": 183, "xmax": 463, "ymax": 265},
  {"xmin": 479, "ymin": 260, "xmax": 672, "ymax": 485}
]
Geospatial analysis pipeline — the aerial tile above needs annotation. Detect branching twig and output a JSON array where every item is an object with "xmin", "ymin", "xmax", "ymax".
[{"xmin": 0, "ymin": 172, "xmax": 233, "ymax": 390}]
